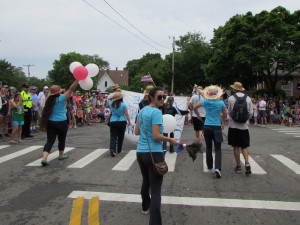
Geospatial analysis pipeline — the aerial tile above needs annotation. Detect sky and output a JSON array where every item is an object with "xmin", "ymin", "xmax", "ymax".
[{"xmin": 0, "ymin": 0, "xmax": 299, "ymax": 79}]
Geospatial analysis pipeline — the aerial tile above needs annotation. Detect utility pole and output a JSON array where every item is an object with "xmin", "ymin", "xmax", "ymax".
[
  {"xmin": 171, "ymin": 36, "xmax": 175, "ymax": 94},
  {"xmin": 23, "ymin": 64, "xmax": 34, "ymax": 79}
]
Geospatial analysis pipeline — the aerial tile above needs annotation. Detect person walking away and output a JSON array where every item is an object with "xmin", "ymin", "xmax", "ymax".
[
  {"xmin": 0, "ymin": 87, "xmax": 11, "ymax": 138},
  {"xmin": 194, "ymin": 85, "xmax": 227, "ymax": 178},
  {"xmin": 30, "ymin": 86, "xmax": 38, "ymax": 132},
  {"xmin": 228, "ymin": 82, "xmax": 253, "ymax": 175},
  {"xmin": 39, "ymin": 80, "xmax": 79, "ymax": 166},
  {"xmin": 108, "ymin": 92, "xmax": 131, "ymax": 156},
  {"xmin": 189, "ymin": 85, "xmax": 206, "ymax": 140},
  {"xmin": 134, "ymin": 87, "xmax": 178, "ymax": 225},
  {"xmin": 21, "ymin": 83, "xmax": 33, "ymax": 138},
  {"xmin": 10, "ymin": 93, "xmax": 25, "ymax": 143},
  {"xmin": 163, "ymin": 96, "xmax": 189, "ymax": 153}
]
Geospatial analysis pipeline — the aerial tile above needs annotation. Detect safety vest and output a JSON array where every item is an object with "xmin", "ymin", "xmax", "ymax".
[{"xmin": 21, "ymin": 90, "xmax": 33, "ymax": 108}]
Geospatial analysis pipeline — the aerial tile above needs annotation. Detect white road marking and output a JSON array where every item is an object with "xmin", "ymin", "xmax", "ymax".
[
  {"xmin": 270, "ymin": 154, "xmax": 300, "ymax": 175},
  {"xmin": 68, "ymin": 149, "xmax": 108, "ymax": 168},
  {"xmin": 112, "ymin": 150, "xmax": 136, "ymax": 171},
  {"xmin": 165, "ymin": 152, "xmax": 177, "ymax": 172},
  {"xmin": 284, "ymin": 133, "xmax": 300, "ymax": 135},
  {"xmin": 203, "ymin": 153, "xmax": 212, "ymax": 172},
  {"xmin": 68, "ymin": 191, "xmax": 300, "ymax": 211},
  {"xmin": 240, "ymin": 154, "xmax": 267, "ymax": 175},
  {"xmin": 0, "ymin": 145, "xmax": 10, "ymax": 150},
  {"xmin": 277, "ymin": 131, "xmax": 300, "ymax": 132},
  {"xmin": 26, "ymin": 147, "xmax": 75, "ymax": 166},
  {"xmin": 0, "ymin": 146, "xmax": 43, "ymax": 164}
]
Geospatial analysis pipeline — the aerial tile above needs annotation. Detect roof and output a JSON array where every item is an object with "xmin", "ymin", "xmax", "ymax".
[{"xmin": 98, "ymin": 69, "xmax": 129, "ymax": 86}]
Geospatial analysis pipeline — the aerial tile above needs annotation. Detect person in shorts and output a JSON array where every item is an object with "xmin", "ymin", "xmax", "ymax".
[
  {"xmin": 228, "ymin": 82, "xmax": 253, "ymax": 175},
  {"xmin": 10, "ymin": 93, "xmax": 25, "ymax": 143},
  {"xmin": 258, "ymin": 97, "xmax": 267, "ymax": 125}
]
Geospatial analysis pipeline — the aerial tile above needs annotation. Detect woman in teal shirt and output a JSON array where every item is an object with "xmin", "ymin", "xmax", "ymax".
[{"xmin": 134, "ymin": 87, "xmax": 177, "ymax": 225}]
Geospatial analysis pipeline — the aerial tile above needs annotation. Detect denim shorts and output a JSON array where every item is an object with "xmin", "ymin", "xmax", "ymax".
[{"xmin": 12, "ymin": 121, "xmax": 24, "ymax": 126}]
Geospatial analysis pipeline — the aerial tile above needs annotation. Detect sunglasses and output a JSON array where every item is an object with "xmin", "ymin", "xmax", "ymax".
[{"xmin": 157, "ymin": 95, "xmax": 167, "ymax": 100}]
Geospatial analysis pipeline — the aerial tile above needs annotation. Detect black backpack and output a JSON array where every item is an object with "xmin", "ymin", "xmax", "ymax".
[{"xmin": 231, "ymin": 94, "xmax": 249, "ymax": 123}]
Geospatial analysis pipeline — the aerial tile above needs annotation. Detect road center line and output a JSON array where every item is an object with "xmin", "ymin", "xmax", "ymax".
[
  {"xmin": 69, "ymin": 197, "xmax": 84, "ymax": 225},
  {"xmin": 67, "ymin": 191, "xmax": 300, "ymax": 211}
]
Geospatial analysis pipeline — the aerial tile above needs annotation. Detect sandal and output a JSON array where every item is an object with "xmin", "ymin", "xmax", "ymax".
[
  {"xmin": 9, "ymin": 140, "xmax": 16, "ymax": 144},
  {"xmin": 58, "ymin": 155, "xmax": 69, "ymax": 160},
  {"xmin": 41, "ymin": 160, "xmax": 50, "ymax": 166}
]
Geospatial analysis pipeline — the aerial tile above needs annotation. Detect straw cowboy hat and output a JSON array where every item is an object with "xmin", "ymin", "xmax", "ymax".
[
  {"xmin": 112, "ymin": 91, "xmax": 125, "ymax": 101},
  {"xmin": 49, "ymin": 85, "xmax": 63, "ymax": 96},
  {"xmin": 230, "ymin": 82, "xmax": 245, "ymax": 91},
  {"xmin": 202, "ymin": 85, "xmax": 224, "ymax": 100},
  {"xmin": 112, "ymin": 84, "xmax": 120, "ymax": 90},
  {"xmin": 143, "ymin": 85, "xmax": 154, "ymax": 96}
]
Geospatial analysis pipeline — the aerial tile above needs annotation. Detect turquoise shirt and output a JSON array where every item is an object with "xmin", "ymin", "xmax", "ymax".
[
  {"xmin": 201, "ymin": 100, "xmax": 226, "ymax": 126},
  {"xmin": 49, "ymin": 94, "xmax": 67, "ymax": 121},
  {"xmin": 137, "ymin": 106, "xmax": 164, "ymax": 153},
  {"xmin": 109, "ymin": 101, "xmax": 127, "ymax": 122}
]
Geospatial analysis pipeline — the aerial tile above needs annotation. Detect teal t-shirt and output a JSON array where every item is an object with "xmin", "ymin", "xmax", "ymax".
[
  {"xmin": 137, "ymin": 106, "xmax": 164, "ymax": 153},
  {"xmin": 49, "ymin": 94, "xmax": 67, "ymax": 121},
  {"xmin": 201, "ymin": 100, "xmax": 226, "ymax": 126},
  {"xmin": 109, "ymin": 101, "xmax": 127, "ymax": 122}
]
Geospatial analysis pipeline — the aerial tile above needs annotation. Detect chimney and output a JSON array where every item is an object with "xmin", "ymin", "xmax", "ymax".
[{"xmin": 116, "ymin": 67, "xmax": 118, "ymax": 71}]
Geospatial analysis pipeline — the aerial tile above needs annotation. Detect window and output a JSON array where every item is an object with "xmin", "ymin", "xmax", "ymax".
[
  {"xmin": 105, "ymin": 81, "xmax": 107, "ymax": 87},
  {"xmin": 281, "ymin": 81, "xmax": 293, "ymax": 96}
]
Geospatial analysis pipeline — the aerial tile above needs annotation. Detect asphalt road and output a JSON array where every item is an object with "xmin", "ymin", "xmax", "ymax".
[{"xmin": 0, "ymin": 123, "xmax": 299, "ymax": 225}]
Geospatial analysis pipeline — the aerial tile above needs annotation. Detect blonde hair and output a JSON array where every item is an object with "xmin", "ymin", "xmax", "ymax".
[{"xmin": 166, "ymin": 97, "xmax": 174, "ymax": 109}]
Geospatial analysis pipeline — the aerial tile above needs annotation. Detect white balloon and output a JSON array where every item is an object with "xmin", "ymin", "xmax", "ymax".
[
  {"xmin": 79, "ymin": 77, "xmax": 93, "ymax": 90},
  {"xmin": 163, "ymin": 114, "xmax": 177, "ymax": 133},
  {"xmin": 85, "ymin": 63, "xmax": 99, "ymax": 78},
  {"xmin": 69, "ymin": 62, "xmax": 82, "ymax": 73}
]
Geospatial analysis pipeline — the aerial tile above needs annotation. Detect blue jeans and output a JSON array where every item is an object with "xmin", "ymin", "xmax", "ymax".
[
  {"xmin": 204, "ymin": 125, "xmax": 222, "ymax": 170},
  {"xmin": 137, "ymin": 152, "xmax": 164, "ymax": 225}
]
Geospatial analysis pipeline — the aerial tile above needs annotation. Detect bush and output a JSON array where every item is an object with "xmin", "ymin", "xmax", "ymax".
[{"xmin": 253, "ymin": 88, "xmax": 286, "ymax": 97}]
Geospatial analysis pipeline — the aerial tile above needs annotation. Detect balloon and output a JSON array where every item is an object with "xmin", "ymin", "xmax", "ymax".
[
  {"xmin": 85, "ymin": 63, "xmax": 99, "ymax": 78},
  {"xmin": 79, "ymin": 77, "xmax": 93, "ymax": 90},
  {"xmin": 69, "ymin": 62, "xmax": 82, "ymax": 73},
  {"xmin": 73, "ymin": 66, "xmax": 88, "ymax": 80},
  {"xmin": 163, "ymin": 114, "xmax": 177, "ymax": 133}
]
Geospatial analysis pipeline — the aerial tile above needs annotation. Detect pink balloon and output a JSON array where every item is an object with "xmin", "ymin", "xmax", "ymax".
[{"xmin": 73, "ymin": 66, "xmax": 88, "ymax": 80}]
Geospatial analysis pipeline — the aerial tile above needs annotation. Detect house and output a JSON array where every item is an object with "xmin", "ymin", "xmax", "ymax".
[{"xmin": 96, "ymin": 68, "xmax": 129, "ymax": 92}]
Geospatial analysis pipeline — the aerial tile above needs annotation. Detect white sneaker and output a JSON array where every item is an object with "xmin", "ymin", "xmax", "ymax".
[
  {"xmin": 215, "ymin": 169, "xmax": 222, "ymax": 178},
  {"xmin": 73, "ymin": 125, "xmax": 77, "ymax": 128},
  {"xmin": 141, "ymin": 209, "xmax": 149, "ymax": 215}
]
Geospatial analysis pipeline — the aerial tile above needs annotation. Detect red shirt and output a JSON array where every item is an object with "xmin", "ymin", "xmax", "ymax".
[{"xmin": 73, "ymin": 96, "xmax": 82, "ymax": 107}]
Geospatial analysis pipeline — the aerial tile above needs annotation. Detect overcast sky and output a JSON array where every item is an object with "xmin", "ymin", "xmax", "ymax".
[{"xmin": 0, "ymin": 0, "xmax": 299, "ymax": 79}]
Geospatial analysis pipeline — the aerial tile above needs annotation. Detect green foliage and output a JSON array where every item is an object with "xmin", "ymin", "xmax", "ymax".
[
  {"xmin": 253, "ymin": 88, "xmax": 286, "ymax": 97},
  {"xmin": 205, "ymin": 6, "xmax": 300, "ymax": 96}
]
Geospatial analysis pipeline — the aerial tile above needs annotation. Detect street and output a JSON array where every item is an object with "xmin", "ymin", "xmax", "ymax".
[{"xmin": 0, "ymin": 123, "xmax": 299, "ymax": 225}]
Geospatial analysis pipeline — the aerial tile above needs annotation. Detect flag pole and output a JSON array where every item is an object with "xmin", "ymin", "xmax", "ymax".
[{"xmin": 148, "ymin": 72, "xmax": 156, "ymax": 87}]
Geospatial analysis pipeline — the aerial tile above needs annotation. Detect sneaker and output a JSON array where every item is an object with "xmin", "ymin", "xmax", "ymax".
[
  {"xmin": 245, "ymin": 162, "xmax": 252, "ymax": 175},
  {"xmin": 73, "ymin": 125, "xmax": 77, "ymax": 128},
  {"xmin": 58, "ymin": 155, "xmax": 69, "ymax": 160},
  {"xmin": 208, "ymin": 168, "xmax": 214, "ymax": 174},
  {"xmin": 141, "ymin": 209, "xmax": 149, "ymax": 215},
  {"xmin": 41, "ymin": 160, "xmax": 50, "ymax": 166},
  {"xmin": 215, "ymin": 169, "xmax": 222, "ymax": 178},
  {"xmin": 234, "ymin": 166, "xmax": 242, "ymax": 174}
]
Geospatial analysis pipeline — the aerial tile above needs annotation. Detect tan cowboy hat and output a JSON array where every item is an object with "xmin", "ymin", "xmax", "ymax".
[
  {"xmin": 230, "ymin": 82, "xmax": 245, "ymax": 91},
  {"xmin": 112, "ymin": 84, "xmax": 120, "ymax": 90},
  {"xmin": 49, "ymin": 85, "xmax": 63, "ymax": 96},
  {"xmin": 112, "ymin": 91, "xmax": 125, "ymax": 101},
  {"xmin": 143, "ymin": 85, "xmax": 154, "ymax": 96},
  {"xmin": 202, "ymin": 85, "xmax": 224, "ymax": 100},
  {"xmin": 198, "ymin": 86, "xmax": 203, "ymax": 90}
]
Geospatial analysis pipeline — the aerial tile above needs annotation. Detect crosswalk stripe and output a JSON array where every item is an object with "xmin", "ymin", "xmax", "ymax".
[
  {"xmin": 68, "ymin": 149, "xmax": 108, "ymax": 169},
  {"xmin": 68, "ymin": 191, "xmax": 300, "ymax": 211},
  {"xmin": 112, "ymin": 150, "xmax": 136, "ymax": 171},
  {"xmin": 277, "ymin": 131, "xmax": 300, "ymax": 132},
  {"xmin": 271, "ymin": 154, "xmax": 300, "ymax": 175},
  {"xmin": 284, "ymin": 133, "xmax": 300, "ymax": 135},
  {"xmin": 0, "ymin": 146, "xmax": 43, "ymax": 164},
  {"xmin": 0, "ymin": 145, "xmax": 10, "ymax": 150},
  {"xmin": 26, "ymin": 147, "xmax": 75, "ymax": 166},
  {"xmin": 240, "ymin": 154, "xmax": 267, "ymax": 175},
  {"xmin": 203, "ymin": 153, "xmax": 210, "ymax": 172},
  {"xmin": 69, "ymin": 197, "xmax": 84, "ymax": 225},
  {"xmin": 88, "ymin": 196, "xmax": 100, "ymax": 225},
  {"xmin": 165, "ymin": 152, "xmax": 177, "ymax": 172}
]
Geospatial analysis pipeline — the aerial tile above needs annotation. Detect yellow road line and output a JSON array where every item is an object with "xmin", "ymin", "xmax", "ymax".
[
  {"xmin": 69, "ymin": 197, "xmax": 84, "ymax": 225},
  {"xmin": 88, "ymin": 196, "xmax": 100, "ymax": 225}
]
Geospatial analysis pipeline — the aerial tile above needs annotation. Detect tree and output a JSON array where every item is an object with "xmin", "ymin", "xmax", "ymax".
[{"xmin": 204, "ymin": 6, "xmax": 300, "ymax": 95}]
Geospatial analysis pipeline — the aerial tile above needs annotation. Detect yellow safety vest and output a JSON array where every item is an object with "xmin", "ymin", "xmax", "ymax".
[{"xmin": 21, "ymin": 90, "xmax": 32, "ymax": 108}]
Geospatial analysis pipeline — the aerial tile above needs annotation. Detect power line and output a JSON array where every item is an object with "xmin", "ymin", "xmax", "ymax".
[
  {"xmin": 82, "ymin": 0, "xmax": 167, "ymax": 55},
  {"xmin": 102, "ymin": 0, "xmax": 170, "ymax": 49}
]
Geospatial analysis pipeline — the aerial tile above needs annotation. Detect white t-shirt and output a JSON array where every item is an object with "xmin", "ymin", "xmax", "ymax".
[
  {"xmin": 259, "ymin": 100, "xmax": 266, "ymax": 110},
  {"xmin": 190, "ymin": 94, "xmax": 206, "ymax": 117}
]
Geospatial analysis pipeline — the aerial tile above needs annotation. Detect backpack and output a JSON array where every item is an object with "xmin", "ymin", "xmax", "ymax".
[{"xmin": 231, "ymin": 94, "xmax": 248, "ymax": 123}]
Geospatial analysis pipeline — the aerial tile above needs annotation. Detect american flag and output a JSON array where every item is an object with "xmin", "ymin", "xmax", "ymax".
[{"xmin": 141, "ymin": 74, "xmax": 153, "ymax": 82}]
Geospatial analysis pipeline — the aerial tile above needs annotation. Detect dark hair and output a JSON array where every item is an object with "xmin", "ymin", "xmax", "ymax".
[
  {"xmin": 40, "ymin": 95, "xmax": 60, "ymax": 131},
  {"xmin": 14, "ymin": 93, "xmax": 21, "ymax": 101},
  {"xmin": 149, "ymin": 87, "xmax": 163, "ymax": 103},
  {"xmin": 111, "ymin": 98, "xmax": 123, "ymax": 109}
]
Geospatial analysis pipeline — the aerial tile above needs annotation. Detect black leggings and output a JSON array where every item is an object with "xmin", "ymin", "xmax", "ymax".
[
  {"xmin": 44, "ymin": 120, "xmax": 68, "ymax": 153},
  {"xmin": 110, "ymin": 121, "xmax": 127, "ymax": 153}
]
